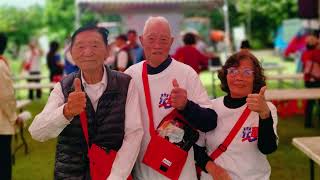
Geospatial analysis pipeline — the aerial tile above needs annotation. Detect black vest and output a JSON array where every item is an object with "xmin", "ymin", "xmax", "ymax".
[{"xmin": 54, "ymin": 66, "xmax": 131, "ymax": 180}]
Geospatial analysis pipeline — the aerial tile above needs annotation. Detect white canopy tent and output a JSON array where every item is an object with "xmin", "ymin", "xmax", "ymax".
[{"xmin": 75, "ymin": 0, "xmax": 225, "ymax": 54}]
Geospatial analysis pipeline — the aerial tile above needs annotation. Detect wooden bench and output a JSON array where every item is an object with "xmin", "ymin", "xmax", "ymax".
[
  {"xmin": 265, "ymin": 88, "xmax": 320, "ymax": 101},
  {"xmin": 12, "ymin": 100, "xmax": 32, "ymax": 164},
  {"xmin": 14, "ymin": 82, "xmax": 56, "ymax": 90},
  {"xmin": 12, "ymin": 74, "xmax": 47, "ymax": 81},
  {"xmin": 266, "ymin": 73, "xmax": 304, "ymax": 88},
  {"xmin": 265, "ymin": 88, "xmax": 320, "ymax": 117}
]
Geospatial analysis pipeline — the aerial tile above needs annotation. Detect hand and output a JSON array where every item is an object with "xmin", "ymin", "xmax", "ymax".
[
  {"xmin": 15, "ymin": 117, "xmax": 23, "ymax": 126},
  {"xmin": 246, "ymin": 86, "xmax": 270, "ymax": 119},
  {"xmin": 63, "ymin": 78, "xmax": 86, "ymax": 119},
  {"xmin": 206, "ymin": 161, "xmax": 231, "ymax": 180},
  {"xmin": 170, "ymin": 79, "xmax": 188, "ymax": 110}
]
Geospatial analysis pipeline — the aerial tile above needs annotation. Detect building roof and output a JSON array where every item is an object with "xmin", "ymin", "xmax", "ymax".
[{"xmin": 76, "ymin": 0, "xmax": 223, "ymax": 13}]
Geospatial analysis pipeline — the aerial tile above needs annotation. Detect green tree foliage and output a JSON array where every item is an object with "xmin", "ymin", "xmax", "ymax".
[
  {"xmin": 0, "ymin": 6, "xmax": 44, "ymax": 45},
  {"xmin": 44, "ymin": 0, "xmax": 75, "ymax": 41},
  {"xmin": 0, "ymin": 5, "xmax": 44, "ymax": 57},
  {"xmin": 188, "ymin": 0, "xmax": 298, "ymax": 49},
  {"xmin": 236, "ymin": 0, "xmax": 298, "ymax": 48}
]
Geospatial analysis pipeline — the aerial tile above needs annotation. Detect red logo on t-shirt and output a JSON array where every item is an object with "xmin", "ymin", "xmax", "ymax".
[
  {"xmin": 241, "ymin": 127, "xmax": 258, "ymax": 142},
  {"xmin": 158, "ymin": 93, "xmax": 172, "ymax": 109}
]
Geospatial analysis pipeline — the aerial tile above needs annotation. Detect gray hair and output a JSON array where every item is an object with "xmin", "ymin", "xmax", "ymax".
[{"xmin": 142, "ymin": 16, "xmax": 172, "ymax": 35}]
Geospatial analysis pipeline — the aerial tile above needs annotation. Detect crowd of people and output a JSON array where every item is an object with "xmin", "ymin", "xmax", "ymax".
[{"xmin": 0, "ymin": 16, "xmax": 280, "ymax": 180}]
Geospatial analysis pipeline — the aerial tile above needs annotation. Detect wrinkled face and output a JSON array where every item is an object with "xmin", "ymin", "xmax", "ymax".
[
  {"xmin": 140, "ymin": 22, "xmax": 173, "ymax": 63},
  {"xmin": 71, "ymin": 30, "xmax": 108, "ymax": 71},
  {"xmin": 227, "ymin": 58, "xmax": 254, "ymax": 98}
]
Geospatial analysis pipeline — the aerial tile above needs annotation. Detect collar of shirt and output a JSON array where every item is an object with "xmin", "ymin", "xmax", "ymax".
[
  {"xmin": 80, "ymin": 66, "xmax": 108, "ymax": 90},
  {"xmin": 147, "ymin": 56, "xmax": 172, "ymax": 75},
  {"xmin": 223, "ymin": 94, "xmax": 247, "ymax": 109}
]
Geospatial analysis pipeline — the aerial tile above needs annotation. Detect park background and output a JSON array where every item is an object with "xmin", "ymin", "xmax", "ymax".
[{"xmin": 1, "ymin": 0, "xmax": 320, "ymax": 179}]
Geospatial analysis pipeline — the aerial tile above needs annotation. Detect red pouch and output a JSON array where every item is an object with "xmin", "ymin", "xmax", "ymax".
[
  {"xmin": 23, "ymin": 62, "xmax": 31, "ymax": 71},
  {"xmin": 52, "ymin": 75, "xmax": 63, "ymax": 82},
  {"xmin": 88, "ymin": 144, "xmax": 117, "ymax": 180},
  {"xmin": 143, "ymin": 135, "xmax": 188, "ymax": 180}
]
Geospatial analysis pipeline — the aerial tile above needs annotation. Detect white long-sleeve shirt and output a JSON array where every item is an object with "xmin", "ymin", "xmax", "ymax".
[
  {"xmin": 29, "ymin": 67, "xmax": 144, "ymax": 180},
  {"xmin": 0, "ymin": 59, "xmax": 17, "ymax": 135}
]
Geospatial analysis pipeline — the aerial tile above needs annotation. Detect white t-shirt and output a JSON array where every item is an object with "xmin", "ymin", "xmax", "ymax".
[
  {"xmin": 117, "ymin": 50, "xmax": 129, "ymax": 70},
  {"xmin": 24, "ymin": 49, "xmax": 41, "ymax": 72},
  {"xmin": 198, "ymin": 97, "xmax": 278, "ymax": 180},
  {"xmin": 125, "ymin": 59, "xmax": 213, "ymax": 180}
]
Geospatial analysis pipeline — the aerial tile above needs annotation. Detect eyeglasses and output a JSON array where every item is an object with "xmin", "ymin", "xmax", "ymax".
[{"xmin": 227, "ymin": 67, "xmax": 254, "ymax": 77}]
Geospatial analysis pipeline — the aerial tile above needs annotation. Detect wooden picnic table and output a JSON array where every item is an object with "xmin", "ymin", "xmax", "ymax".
[
  {"xmin": 265, "ymin": 88, "xmax": 320, "ymax": 101},
  {"xmin": 266, "ymin": 73, "xmax": 303, "ymax": 88},
  {"xmin": 12, "ymin": 74, "xmax": 47, "ymax": 81},
  {"xmin": 292, "ymin": 137, "xmax": 320, "ymax": 180},
  {"xmin": 14, "ymin": 82, "xmax": 56, "ymax": 90},
  {"xmin": 16, "ymin": 99, "xmax": 31, "ymax": 110},
  {"xmin": 266, "ymin": 73, "xmax": 303, "ymax": 81}
]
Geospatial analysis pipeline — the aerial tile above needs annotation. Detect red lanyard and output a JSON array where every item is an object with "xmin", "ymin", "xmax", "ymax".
[
  {"xmin": 142, "ymin": 62, "xmax": 157, "ymax": 136},
  {"xmin": 80, "ymin": 111, "xmax": 90, "ymax": 149},
  {"xmin": 210, "ymin": 106, "xmax": 251, "ymax": 160}
]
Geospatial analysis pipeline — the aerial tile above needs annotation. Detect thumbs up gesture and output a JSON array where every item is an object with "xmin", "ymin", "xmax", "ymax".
[
  {"xmin": 246, "ymin": 86, "xmax": 270, "ymax": 119},
  {"xmin": 170, "ymin": 79, "xmax": 188, "ymax": 110},
  {"xmin": 63, "ymin": 78, "xmax": 87, "ymax": 119}
]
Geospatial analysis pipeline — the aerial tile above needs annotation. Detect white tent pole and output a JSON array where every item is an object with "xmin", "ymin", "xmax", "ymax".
[
  {"xmin": 223, "ymin": 0, "xmax": 232, "ymax": 55},
  {"xmin": 75, "ymin": 1, "xmax": 80, "ymax": 29}
]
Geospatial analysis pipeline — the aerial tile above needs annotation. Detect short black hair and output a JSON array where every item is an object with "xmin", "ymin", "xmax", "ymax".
[
  {"xmin": 240, "ymin": 40, "xmax": 251, "ymax": 49},
  {"xmin": 183, "ymin": 33, "xmax": 196, "ymax": 45},
  {"xmin": 307, "ymin": 29, "xmax": 320, "ymax": 38},
  {"xmin": 116, "ymin": 34, "xmax": 128, "ymax": 41},
  {"xmin": 70, "ymin": 24, "xmax": 109, "ymax": 47},
  {"xmin": 49, "ymin": 41, "xmax": 59, "ymax": 53},
  {"xmin": 127, "ymin": 29, "xmax": 137, "ymax": 35},
  {"xmin": 0, "ymin": 33, "xmax": 8, "ymax": 54}
]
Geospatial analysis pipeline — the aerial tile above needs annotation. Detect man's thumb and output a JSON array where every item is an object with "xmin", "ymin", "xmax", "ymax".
[
  {"xmin": 172, "ymin": 79, "xmax": 179, "ymax": 88},
  {"xmin": 259, "ymin": 86, "xmax": 267, "ymax": 96},
  {"xmin": 74, "ymin": 78, "xmax": 82, "ymax": 92}
]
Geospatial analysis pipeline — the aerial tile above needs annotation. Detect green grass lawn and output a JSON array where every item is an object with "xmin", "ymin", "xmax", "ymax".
[{"xmin": 11, "ymin": 50, "xmax": 320, "ymax": 179}]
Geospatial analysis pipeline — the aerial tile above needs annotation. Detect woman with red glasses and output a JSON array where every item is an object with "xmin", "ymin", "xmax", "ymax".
[{"xmin": 195, "ymin": 50, "xmax": 278, "ymax": 180}]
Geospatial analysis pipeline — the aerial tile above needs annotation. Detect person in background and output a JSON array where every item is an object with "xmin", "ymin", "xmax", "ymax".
[
  {"xmin": 63, "ymin": 38, "xmax": 79, "ymax": 75},
  {"xmin": 22, "ymin": 39, "xmax": 43, "ymax": 99},
  {"xmin": 46, "ymin": 41, "xmax": 63, "ymax": 83},
  {"xmin": 301, "ymin": 32, "xmax": 320, "ymax": 128},
  {"xmin": 125, "ymin": 16, "xmax": 217, "ymax": 180},
  {"xmin": 127, "ymin": 29, "xmax": 144, "ymax": 64},
  {"xmin": 113, "ymin": 34, "xmax": 133, "ymax": 72},
  {"xmin": 173, "ymin": 32, "xmax": 211, "ymax": 74},
  {"xmin": 29, "ymin": 25, "xmax": 143, "ymax": 179},
  {"xmin": 195, "ymin": 33, "xmax": 209, "ymax": 55},
  {"xmin": 0, "ymin": 32, "xmax": 18, "ymax": 180},
  {"xmin": 195, "ymin": 51, "xmax": 278, "ymax": 180},
  {"xmin": 240, "ymin": 39, "xmax": 251, "ymax": 51}
]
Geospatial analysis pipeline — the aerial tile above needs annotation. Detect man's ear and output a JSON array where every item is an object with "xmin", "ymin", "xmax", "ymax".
[
  {"xmin": 169, "ymin": 37, "xmax": 174, "ymax": 46},
  {"xmin": 104, "ymin": 46, "xmax": 110, "ymax": 59},
  {"xmin": 139, "ymin": 36, "xmax": 144, "ymax": 46}
]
